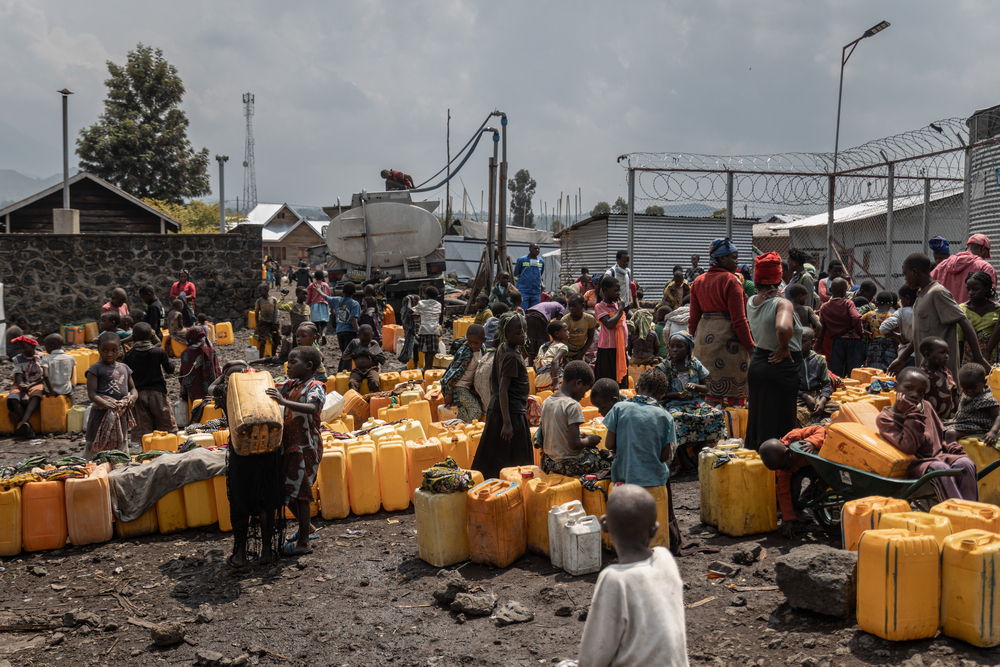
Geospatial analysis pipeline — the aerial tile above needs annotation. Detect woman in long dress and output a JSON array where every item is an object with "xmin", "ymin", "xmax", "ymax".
[
  {"xmin": 688, "ymin": 238, "xmax": 755, "ymax": 406},
  {"xmin": 745, "ymin": 251, "xmax": 803, "ymax": 450}
]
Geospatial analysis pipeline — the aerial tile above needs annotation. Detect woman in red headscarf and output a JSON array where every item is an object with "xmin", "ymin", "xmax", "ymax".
[{"xmin": 745, "ymin": 252, "xmax": 803, "ymax": 450}]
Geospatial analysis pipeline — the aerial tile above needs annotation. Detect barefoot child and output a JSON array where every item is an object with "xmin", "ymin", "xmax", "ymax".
[
  {"xmin": 441, "ymin": 324, "xmax": 487, "ymax": 422},
  {"xmin": 414, "ymin": 286, "xmax": 444, "ymax": 373},
  {"xmin": 536, "ymin": 361, "xmax": 610, "ymax": 475},
  {"xmin": 254, "ymin": 283, "xmax": 281, "ymax": 359},
  {"xmin": 342, "ymin": 324, "xmax": 386, "ymax": 393},
  {"xmin": 266, "ymin": 346, "xmax": 327, "ymax": 556},
  {"xmin": 945, "ymin": 363, "xmax": 1000, "ymax": 445},
  {"xmin": 534, "ymin": 321, "xmax": 570, "ymax": 392},
  {"xmin": 123, "ymin": 323, "xmax": 176, "ymax": 445},
  {"xmin": 85, "ymin": 332, "xmax": 137, "ymax": 458},
  {"xmin": 278, "ymin": 286, "xmax": 311, "ymax": 332},
  {"xmin": 877, "ymin": 367, "xmax": 979, "ymax": 501},
  {"xmin": 307, "ymin": 271, "xmax": 331, "ymax": 345},
  {"xmin": 759, "ymin": 426, "xmax": 825, "ymax": 538},
  {"xmin": 577, "ymin": 484, "xmax": 688, "ymax": 666},
  {"xmin": 6, "ymin": 335, "xmax": 45, "ymax": 439},
  {"xmin": 595, "ymin": 276, "xmax": 628, "ymax": 387}
]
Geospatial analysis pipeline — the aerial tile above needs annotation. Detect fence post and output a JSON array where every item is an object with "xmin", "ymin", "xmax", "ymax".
[
  {"xmin": 725, "ymin": 171, "xmax": 734, "ymax": 240},
  {"xmin": 627, "ymin": 168, "xmax": 635, "ymax": 269},
  {"xmin": 921, "ymin": 177, "xmax": 931, "ymax": 255},
  {"xmin": 885, "ymin": 162, "xmax": 895, "ymax": 287},
  {"xmin": 826, "ymin": 174, "xmax": 835, "ymax": 269},
  {"xmin": 963, "ymin": 147, "xmax": 972, "ymax": 237}
]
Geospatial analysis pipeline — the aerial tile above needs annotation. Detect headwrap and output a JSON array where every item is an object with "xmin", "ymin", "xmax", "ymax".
[
  {"xmin": 669, "ymin": 330, "xmax": 694, "ymax": 351},
  {"xmin": 967, "ymin": 233, "xmax": 992, "ymax": 258},
  {"xmin": 928, "ymin": 236, "xmax": 950, "ymax": 255},
  {"xmin": 754, "ymin": 251, "xmax": 783, "ymax": 285},
  {"xmin": 497, "ymin": 310, "xmax": 526, "ymax": 345},
  {"xmin": 708, "ymin": 238, "xmax": 738, "ymax": 265},
  {"xmin": 10, "ymin": 335, "xmax": 38, "ymax": 347},
  {"xmin": 630, "ymin": 309, "xmax": 655, "ymax": 337}
]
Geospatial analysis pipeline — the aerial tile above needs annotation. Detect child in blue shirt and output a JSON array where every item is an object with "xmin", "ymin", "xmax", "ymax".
[
  {"xmin": 327, "ymin": 282, "xmax": 360, "ymax": 372},
  {"xmin": 602, "ymin": 367, "xmax": 680, "ymax": 553}
]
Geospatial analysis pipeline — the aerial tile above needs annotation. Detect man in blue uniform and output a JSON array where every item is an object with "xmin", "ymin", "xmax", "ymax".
[{"xmin": 514, "ymin": 244, "xmax": 544, "ymax": 309}]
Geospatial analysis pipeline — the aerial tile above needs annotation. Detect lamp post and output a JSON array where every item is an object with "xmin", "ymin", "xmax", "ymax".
[
  {"xmin": 827, "ymin": 20, "xmax": 890, "ymax": 265},
  {"xmin": 215, "ymin": 155, "xmax": 229, "ymax": 233},
  {"xmin": 58, "ymin": 88, "xmax": 73, "ymax": 209}
]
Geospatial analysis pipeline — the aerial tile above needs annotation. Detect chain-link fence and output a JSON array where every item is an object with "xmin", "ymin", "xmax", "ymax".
[{"xmin": 619, "ymin": 112, "xmax": 1000, "ymax": 293}]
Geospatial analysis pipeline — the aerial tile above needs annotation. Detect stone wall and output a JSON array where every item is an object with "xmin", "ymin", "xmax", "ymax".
[{"xmin": 0, "ymin": 225, "xmax": 262, "ymax": 335}]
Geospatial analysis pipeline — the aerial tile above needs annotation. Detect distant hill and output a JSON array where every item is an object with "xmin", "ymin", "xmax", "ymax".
[{"xmin": 0, "ymin": 169, "xmax": 64, "ymax": 208}]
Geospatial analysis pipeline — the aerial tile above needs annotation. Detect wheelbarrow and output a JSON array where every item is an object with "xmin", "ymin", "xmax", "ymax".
[{"xmin": 787, "ymin": 441, "xmax": 1000, "ymax": 527}]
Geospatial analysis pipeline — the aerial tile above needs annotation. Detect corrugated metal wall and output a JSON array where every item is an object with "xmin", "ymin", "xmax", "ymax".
[
  {"xmin": 605, "ymin": 216, "xmax": 754, "ymax": 294},
  {"xmin": 968, "ymin": 142, "xmax": 1000, "ymax": 241},
  {"xmin": 558, "ymin": 219, "xmax": 608, "ymax": 284}
]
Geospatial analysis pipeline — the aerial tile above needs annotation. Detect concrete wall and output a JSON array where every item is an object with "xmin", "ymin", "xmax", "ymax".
[{"xmin": 0, "ymin": 225, "xmax": 262, "ymax": 335}]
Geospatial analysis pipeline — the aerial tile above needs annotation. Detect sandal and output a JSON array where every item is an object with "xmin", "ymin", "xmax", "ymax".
[
  {"xmin": 287, "ymin": 531, "xmax": 320, "ymax": 542},
  {"xmin": 226, "ymin": 554, "xmax": 249, "ymax": 569},
  {"xmin": 281, "ymin": 541, "xmax": 313, "ymax": 556}
]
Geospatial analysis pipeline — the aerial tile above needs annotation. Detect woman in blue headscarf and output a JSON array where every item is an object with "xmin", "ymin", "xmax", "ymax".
[
  {"xmin": 656, "ymin": 330, "xmax": 727, "ymax": 468},
  {"xmin": 687, "ymin": 238, "xmax": 755, "ymax": 406}
]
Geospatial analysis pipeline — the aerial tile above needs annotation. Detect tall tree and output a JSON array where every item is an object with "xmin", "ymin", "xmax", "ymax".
[
  {"xmin": 611, "ymin": 197, "xmax": 629, "ymax": 215},
  {"xmin": 591, "ymin": 201, "xmax": 611, "ymax": 216},
  {"xmin": 508, "ymin": 168, "xmax": 536, "ymax": 228},
  {"xmin": 77, "ymin": 44, "xmax": 210, "ymax": 203}
]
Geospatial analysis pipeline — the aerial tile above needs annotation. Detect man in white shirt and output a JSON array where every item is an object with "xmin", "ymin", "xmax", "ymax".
[
  {"xmin": 604, "ymin": 250, "xmax": 636, "ymax": 311},
  {"xmin": 41, "ymin": 333, "xmax": 76, "ymax": 396}
]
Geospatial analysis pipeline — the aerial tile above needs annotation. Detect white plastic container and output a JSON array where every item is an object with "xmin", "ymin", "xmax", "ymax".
[
  {"xmin": 547, "ymin": 500, "xmax": 585, "ymax": 569},
  {"xmin": 563, "ymin": 515, "xmax": 603, "ymax": 576},
  {"xmin": 244, "ymin": 346, "xmax": 260, "ymax": 362}
]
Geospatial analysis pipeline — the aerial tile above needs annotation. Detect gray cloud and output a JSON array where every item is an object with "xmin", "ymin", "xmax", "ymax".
[{"xmin": 1, "ymin": 0, "xmax": 998, "ymax": 215}]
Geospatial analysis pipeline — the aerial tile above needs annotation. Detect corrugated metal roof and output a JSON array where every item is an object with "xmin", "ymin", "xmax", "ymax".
[
  {"xmin": 768, "ymin": 188, "xmax": 964, "ymax": 230},
  {"xmin": 245, "ymin": 203, "xmax": 289, "ymax": 225}
]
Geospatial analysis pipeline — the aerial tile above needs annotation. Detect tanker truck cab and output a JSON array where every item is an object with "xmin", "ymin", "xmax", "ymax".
[{"xmin": 322, "ymin": 191, "xmax": 446, "ymax": 310}]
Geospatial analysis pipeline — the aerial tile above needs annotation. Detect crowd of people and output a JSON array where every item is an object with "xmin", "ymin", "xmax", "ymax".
[{"xmin": 6, "ymin": 233, "xmax": 1000, "ymax": 664}]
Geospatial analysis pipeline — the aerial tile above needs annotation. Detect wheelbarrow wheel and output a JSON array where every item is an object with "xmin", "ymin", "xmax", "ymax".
[{"xmin": 814, "ymin": 502, "xmax": 842, "ymax": 529}]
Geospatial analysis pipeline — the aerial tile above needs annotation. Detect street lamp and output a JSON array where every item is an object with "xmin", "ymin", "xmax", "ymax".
[
  {"xmin": 58, "ymin": 88, "xmax": 73, "ymax": 209},
  {"xmin": 826, "ymin": 20, "xmax": 890, "ymax": 265},
  {"xmin": 215, "ymin": 155, "xmax": 229, "ymax": 233}
]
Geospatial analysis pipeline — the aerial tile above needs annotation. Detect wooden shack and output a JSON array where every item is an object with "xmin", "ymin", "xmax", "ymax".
[{"xmin": 0, "ymin": 172, "xmax": 181, "ymax": 234}]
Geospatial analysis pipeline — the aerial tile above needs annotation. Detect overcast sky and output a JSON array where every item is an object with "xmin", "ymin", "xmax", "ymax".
[{"xmin": 1, "ymin": 0, "xmax": 997, "ymax": 217}]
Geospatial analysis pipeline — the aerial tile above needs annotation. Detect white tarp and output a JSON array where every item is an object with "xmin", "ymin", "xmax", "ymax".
[{"xmin": 456, "ymin": 218, "xmax": 556, "ymax": 244}]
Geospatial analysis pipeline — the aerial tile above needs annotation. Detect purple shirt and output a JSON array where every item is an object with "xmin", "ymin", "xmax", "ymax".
[{"xmin": 529, "ymin": 301, "xmax": 566, "ymax": 320}]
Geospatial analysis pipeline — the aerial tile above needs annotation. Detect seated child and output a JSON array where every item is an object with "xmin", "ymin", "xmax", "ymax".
[
  {"xmin": 266, "ymin": 346, "xmax": 327, "ymax": 556},
  {"xmin": 472, "ymin": 292, "xmax": 493, "ymax": 327},
  {"xmin": 441, "ymin": 324, "xmax": 486, "ymax": 422},
  {"xmin": 861, "ymin": 291, "xmax": 897, "ymax": 371},
  {"xmin": 603, "ymin": 368, "xmax": 678, "ymax": 550},
  {"xmin": 342, "ymin": 324, "xmax": 386, "ymax": 393},
  {"xmin": 627, "ymin": 309, "xmax": 659, "ymax": 364},
  {"xmin": 248, "ymin": 323, "xmax": 296, "ymax": 367},
  {"xmin": 40, "ymin": 333, "xmax": 76, "ymax": 400},
  {"xmin": 919, "ymin": 336, "xmax": 959, "ymax": 420},
  {"xmin": 759, "ymin": 425, "xmax": 825, "ymax": 538},
  {"xmin": 295, "ymin": 322, "xmax": 328, "ymax": 382},
  {"xmin": 100, "ymin": 311, "xmax": 127, "ymax": 340},
  {"xmin": 576, "ymin": 484, "xmax": 688, "ymax": 666},
  {"xmin": 876, "ymin": 367, "xmax": 979, "ymax": 501},
  {"xmin": 563, "ymin": 295, "xmax": 598, "ymax": 362},
  {"xmin": 123, "ymin": 322, "xmax": 176, "ymax": 444},
  {"xmin": 590, "ymin": 377, "xmax": 624, "ymax": 418},
  {"xmin": 534, "ymin": 321, "xmax": 570, "ymax": 392},
  {"xmin": 7, "ymin": 335, "xmax": 45, "ymax": 438},
  {"xmin": 796, "ymin": 327, "xmax": 836, "ymax": 426},
  {"xmin": 945, "ymin": 363, "xmax": 1000, "ymax": 445},
  {"xmin": 165, "ymin": 299, "xmax": 186, "ymax": 355},
  {"xmin": 536, "ymin": 360, "xmax": 610, "ymax": 476}
]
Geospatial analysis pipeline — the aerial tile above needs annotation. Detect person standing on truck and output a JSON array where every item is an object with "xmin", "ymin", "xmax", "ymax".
[
  {"xmin": 381, "ymin": 169, "xmax": 415, "ymax": 191},
  {"xmin": 514, "ymin": 244, "xmax": 545, "ymax": 310}
]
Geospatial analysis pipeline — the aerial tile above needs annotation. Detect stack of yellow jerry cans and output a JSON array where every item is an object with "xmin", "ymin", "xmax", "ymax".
[
  {"xmin": 851, "ymin": 494, "xmax": 1000, "ymax": 647},
  {"xmin": 698, "ymin": 442, "xmax": 776, "ymax": 537}
]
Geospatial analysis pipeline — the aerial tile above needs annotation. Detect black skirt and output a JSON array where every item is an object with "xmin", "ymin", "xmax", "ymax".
[
  {"xmin": 471, "ymin": 396, "xmax": 533, "ymax": 479},
  {"xmin": 227, "ymin": 448, "xmax": 284, "ymax": 521},
  {"xmin": 594, "ymin": 347, "xmax": 625, "ymax": 386},
  {"xmin": 745, "ymin": 348, "xmax": 802, "ymax": 450}
]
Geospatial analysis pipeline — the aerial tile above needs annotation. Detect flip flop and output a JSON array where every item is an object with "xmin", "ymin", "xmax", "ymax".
[
  {"xmin": 226, "ymin": 554, "xmax": 249, "ymax": 569},
  {"xmin": 287, "ymin": 531, "xmax": 320, "ymax": 542},
  {"xmin": 281, "ymin": 541, "xmax": 313, "ymax": 556}
]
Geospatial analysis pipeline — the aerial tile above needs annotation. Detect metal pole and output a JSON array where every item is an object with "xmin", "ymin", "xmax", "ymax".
[
  {"xmin": 921, "ymin": 177, "xmax": 931, "ymax": 255},
  {"xmin": 59, "ymin": 89, "xmax": 73, "ymax": 208},
  {"xmin": 827, "ymin": 174, "xmax": 836, "ymax": 268},
  {"xmin": 885, "ymin": 162, "xmax": 894, "ymax": 286},
  {"xmin": 964, "ymin": 147, "xmax": 972, "ymax": 237},
  {"xmin": 497, "ymin": 113, "xmax": 508, "ymax": 264},
  {"xmin": 445, "ymin": 108, "xmax": 451, "ymax": 223},
  {"xmin": 487, "ymin": 128, "xmax": 499, "ymax": 283},
  {"xmin": 725, "ymin": 171, "xmax": 734, "ymax": 239},
  {"xmin": 627, "ymin": 168, "xmax": 636, "ymax": 271},
  {"xmin": 215, "ymin": 155, "xmax": 228, "ymax": 233},
  {"xmin": 828, "ymin": 49, "xmax": 847, "ymax": 267}
]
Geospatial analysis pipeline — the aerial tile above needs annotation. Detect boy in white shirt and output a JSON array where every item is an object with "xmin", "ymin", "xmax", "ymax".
[
  {"xmin": 41, "ymin": 333, "xmax": 76, "ymax": 397},
  {"xmin": 577, "ymin": 484, "xmax": 689, "ymax": 667},
  {"xmin": 414, "ymin": 286, "xmax": 443, "ymax": 373}
]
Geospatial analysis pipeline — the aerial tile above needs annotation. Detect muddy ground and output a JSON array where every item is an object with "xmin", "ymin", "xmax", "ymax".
[{"xmin": 0, "ymin": 311, "xmax": 996, "ymax": 666}]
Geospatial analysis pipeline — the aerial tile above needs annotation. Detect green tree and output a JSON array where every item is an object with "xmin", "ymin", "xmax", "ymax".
[
  {"xmin": 143, "ymin": 198, "xmax": 221, "ymax": 234},
  {"xmin": 78, "ymin": 44, "xmax": 210, "ymax": 203},
  {"xmin": 508, "ymin": 169, "xmax": 536, "ymax": 228},
  {"xmin": 591, "ymin": 201, "xmax": 611, "ymax": 216},
  {"xmin": 644, "ymin": 204, "xmax": 664, "ymax": 216},
  {"xmin": 611, "ymin": 197, "xmax": 629, "ymax": 215},
  {"xmin": 712, "ymin": 207, "xmax": 727, "ymax": 218}
]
